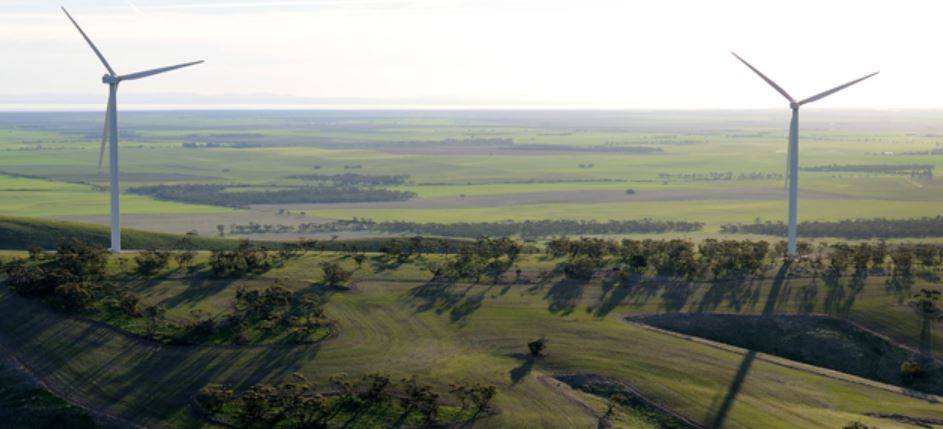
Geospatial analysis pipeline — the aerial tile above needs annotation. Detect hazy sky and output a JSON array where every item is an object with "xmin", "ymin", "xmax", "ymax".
[{"xmin": 1, "ymin": 0, "xmax": 940, "ymax": 108}]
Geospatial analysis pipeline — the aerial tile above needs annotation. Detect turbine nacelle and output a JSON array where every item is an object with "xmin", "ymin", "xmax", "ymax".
[{"xmin": 102, "ymin": 74, "xmax": 119, "ymax": 84}]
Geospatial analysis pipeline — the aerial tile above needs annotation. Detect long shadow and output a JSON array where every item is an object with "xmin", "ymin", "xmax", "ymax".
[
  {"xmin": 886, "ymin": 271, "xmax": 915, "ymax": 304},
  {"xmin": 545, "ymin": 279, "xmax": 587, "ymax": 315},
  {"xmin": 709, "ymin": 260, "xmax": 790, "ymax": 429},
  {"xmin": 370, "ymin": 255, "xmax": 405, "ymax": 273},
  {"xmin": 593, "ymin": 276, "xmax": 634, "ymax": 319},
  {"xmin": 406, "ymin": 281, "xmax": 486, "ymax": 324},
  {"xmin": 695, "ymin": 276, "xmax": 758, "ymax": 314},
  {"xmin": 157, "ymin": 270, "xmax": 243, "ymax": 309},
  {"xmin": 660, "ymin": 279, "xmax": 695, "ymax": 313},
  {"xmin": 919, "ymin": 315, "xmax": 933, "ymax": 366},
  {"xmin": 508, "ymin": 354, "xmax": 535, "ymax": 384}
]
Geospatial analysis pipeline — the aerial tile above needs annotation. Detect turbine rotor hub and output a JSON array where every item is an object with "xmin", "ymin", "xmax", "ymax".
[
  {"xmin": 102, "ymin": 74, "xmax": 119, "ymax": 84},
  {"xmin": 789, "ymin": 102, "xmax": 799, "ymax": 110}
]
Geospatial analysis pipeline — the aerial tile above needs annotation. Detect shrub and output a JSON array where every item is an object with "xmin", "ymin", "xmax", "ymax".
[
  {"xmin": 134, "ymin": 249, "xmax": 171, "ymax": 274},
  {"xmin": 52, "ymin": 282, "xmax": 96, "ymax": 312},
  {"xmin": 175, "ymin": 250, "xmax": 197, "ymax": 269},
  {"xmin": 320, "ymin": 262, "xmax": 352, "ymax": 286},
  {"xmin": 4, "ymin": 260, "xmax": 53, "ymax": 295},
  {"xmin": 528, "ymin": 337, "xmax": 547, "ymax": 356},
  {"xmin": 359, "ymin": 373, "xmax": 392, "ymax": 404},
  {"xmin": 562, "ymin": 256, "xmax": 600, "ymax": 280},
  {"xmin": 900, "ymin": 360, "xmax": 924, "ymax": 384},
  {"xmin": 197, "ymin": 384, "xmax": 234, "ymax": 413}
]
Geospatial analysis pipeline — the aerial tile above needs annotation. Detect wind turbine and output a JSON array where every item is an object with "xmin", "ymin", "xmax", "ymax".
[
  {"xmin": 732, "ymin": 52, "xmax": 877, "ymax": 258},
  {"xmin": 63, "ymin": 7, "xmax": 203, "ymax": 252}
]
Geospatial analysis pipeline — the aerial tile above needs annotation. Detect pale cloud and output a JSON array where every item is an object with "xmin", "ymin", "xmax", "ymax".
[{"xmin": 0, "ymin": 0, "xmax": 940, "ymax": 108}]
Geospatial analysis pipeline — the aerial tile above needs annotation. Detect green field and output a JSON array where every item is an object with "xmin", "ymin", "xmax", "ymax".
[
  {"xmin": 1, "ymin": 110, "xmax": 942, "ymax": 240},
  {"xmin": 0, "ymin": 250, "xmax": 941, "ymax": 428}
]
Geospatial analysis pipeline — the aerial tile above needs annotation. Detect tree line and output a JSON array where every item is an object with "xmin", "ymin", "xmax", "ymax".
[
  {"xmin": 197, "ymin": 373, "xmax": 496, "ymax": 428},
  {"xmin": 540, "ymin": 237, "xmax": 941, "ymax": 282},
  {"xmin": 800, "ymin": 163, "xmax": 934, "ymax": 178},
  {"xmin": 657, "ymin": 171, "xmax": 784, "ymax": 182},
  {"xmin": 721, "ymin": 216, "xmax": 943, "ymax": 239},
  {"xmin": 128, "ymin": 184, "xmax": 415, "ymax": 208},
  {"xmin": 507, "ymin": 144, "xmax": 663, "ymax": 154},
  {"xmin": 2, "ymin": 240, "xmax": 335, "ymax": 345},
  {"xmin": 226, "ymin": 218, "xmax": 704, "ymax": 238},
  {"xmin": 283, "ymin": 173, "xmax": 410, "ymax": 186}
]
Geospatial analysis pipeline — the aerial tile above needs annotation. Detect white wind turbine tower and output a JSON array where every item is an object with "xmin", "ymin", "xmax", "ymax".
[
  {"xmin": 732, "ymin": 52, "xmax": 878, "ymax": 258},
  {"xmin": 63, "ymin": 7, "xmax": 203, "ymax": 252}
]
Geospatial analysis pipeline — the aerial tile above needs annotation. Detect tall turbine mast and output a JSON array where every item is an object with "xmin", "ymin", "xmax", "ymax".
[
  {"xmin": 731, "ymin": 53, "xmax": 877, "ymax": 258},
  {"xmin": 63, "ymin": 7, "xmax": 203, "ymax": 252}
]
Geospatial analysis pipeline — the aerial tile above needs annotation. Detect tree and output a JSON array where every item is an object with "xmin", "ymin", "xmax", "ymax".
[
  {"xmin": 239, "ymin": 384, "xmax": 276, "ymax": 425},
  {"xmin": 528, "ymin": 337, "xmax": 547, "ymax": 357},
  {"xmin": 900, "ymin": 360, "xmax": 924, "ymax": 384},
  {"xmin": 320, "ymin": 262, "xmax": 352, "ymax": 286},
  {"xmin": 217, "ymin": 224, "xmax": 225, "ymax": 237},
  {"xmin": 52, "ymin": 282, "xmax": 95, "ymax": 312},
  {"xmin": 359, "ymin": 373, "xmax": 391, "ymax": 404},
  {"xmin": 451, "ymin": 382, "xmax": 497, "ymax": 413},
  {"xmin": 27, "ymin": 246, "xmax": 43, "ymax": 260},
  {"xmin": 4, "ymin": 260, "xmax": 52, "ymax": 296},
  {"xmin": 117, "ymin": 291, "xmax": 141, "ymax": 317},
  {"xmin": 298, "ymin": 293, "xmax": 324, "ymax": 324},
  {"xmin": 562, "ymin": 255, "xmax": 600, "ymax": 280},
  {"xmin": 401, "ymin": 377, "xmax": 439, "ymax": 423},
  {"xmin": 606, "ymin": 392, "xmax": 629, "ymax": 417},
  {"xmin": 197, "ymin": 384, "xmax": 233, "ymax": 413},
  {"xmin": 352, "ymin": 253, "xmax": 367, "ymax": 268},
  {"xmin": 329, "ymin": 373, "xmax": 355, "ymax": 403},
  {"xmin": 134, "ymin": 249, "xmax": 171, "ymax": 274},
  {"xmin": 142, "ymin": 304, "xmax": 166, "ymax": 338},
  {"xmin": 910, "ymin": 288, "xmax": 941, "ymax": 315},
  {"xmin": 233, "ymin": 284, "xmax": 291, "ymax": 322},
  {"xmin": 175, "ymin": 250, "xmax": 197, "ymax": 270},
  {"xmin": 843, "ymin": 422, "xmax": 876, "ymax": 429}
]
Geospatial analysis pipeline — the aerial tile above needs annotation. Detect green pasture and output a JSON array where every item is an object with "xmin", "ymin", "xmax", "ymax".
[
  {"xmin": 0, "ymin": 110, "xmax": 942, "ymax": 237},
  {"xmin": 0, "ymin": 251, "xmax": 941, "ymax": 428}
]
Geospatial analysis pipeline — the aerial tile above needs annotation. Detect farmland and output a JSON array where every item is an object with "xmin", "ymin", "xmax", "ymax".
[
  {"xmin": 1, "ymin": 110, "xmax": 942, "ymax": 241},
  {"xmin": 1, "ymin": 110, "xmax": 943, "ymax": 428}
]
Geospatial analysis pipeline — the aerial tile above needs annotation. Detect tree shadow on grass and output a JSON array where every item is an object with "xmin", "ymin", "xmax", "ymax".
[
  {"xmin": 508, "ymin": 353, "xmax": 536, "ymax": 384},
  {"xmin": 370, "ymin": 256, "xmax": 405, "ymax": 274},
  {"xmin": 156, "ymin": 272, "xmax": 243, "ymax": 309},
  {"xmin": 660, "ymin": 280, "xmax": 695, "ymax": 313},
  {"xmin": 405, "ymin": 281, "xmax": 486, "ymax": 324},
  {"xmin": 886, "ymin": 271, "xmax": 915, "ymax": 304},
  {"xmin": 545, "ymin": 279, "xmax": 587, "ymax": 316},
  {"xmin": 707, "ymin": 260, "xmax": 790, "ymax": 429},
  {"xmin": 592, "ymin": 276, "xmax": 635, "ymax": 319},
  {"xmin": 694, "ymin": 276, "xmax": 759, "ymax": 314}
]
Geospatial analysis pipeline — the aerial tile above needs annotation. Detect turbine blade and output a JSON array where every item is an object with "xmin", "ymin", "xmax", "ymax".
[
  {"xmin": 731, "ymin": 52, "xmax": 796, "ymax": 104},
  {"xmin": 99, "ymin": 91, "xmax": 115, "ymax": 170},
  {"xmin": 118, "ymin": 61, "xmax": 204, "ymax": 81},
  {"xmin": 62, "ymin": 7, "xmax": 116, "ymax": 76},
  {"xmin": 798, "ymin": 71, "xmax": 880, "ymax": 106}
]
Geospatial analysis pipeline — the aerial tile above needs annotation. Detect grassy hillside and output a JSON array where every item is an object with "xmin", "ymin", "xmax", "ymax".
[
  {"xmin": 0, "ymin": 251, "xmax": 940, "ymax": 428},
  {"xmin": 0, "ymin": 216, "xmax": 473, "ymax": 252},
  {"xmin": 0, "ymin": 216, "xmax": 239, "ymax": 250},
  {"xmin": 0, "ymin": 362, "xmax": 98, "ymax": 428}
]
